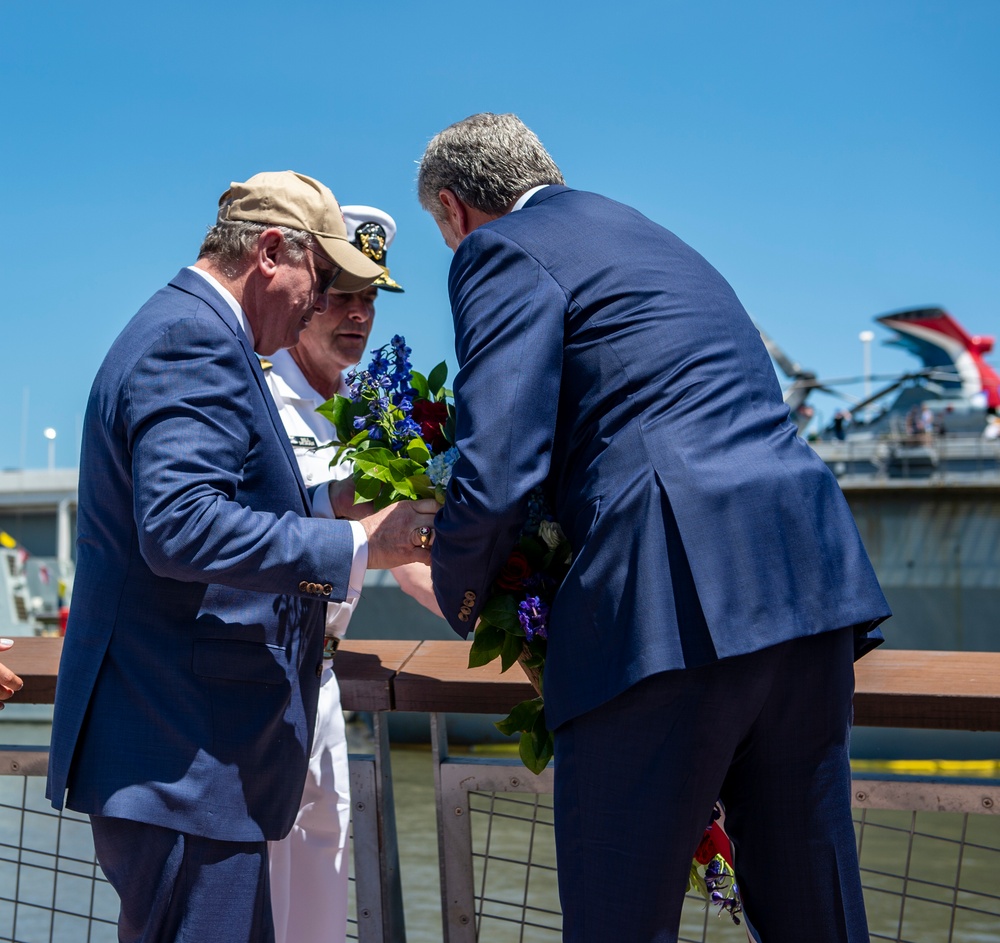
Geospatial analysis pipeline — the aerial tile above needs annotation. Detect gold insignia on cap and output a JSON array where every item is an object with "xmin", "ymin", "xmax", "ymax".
[{"xmin": 357, "ymin": 225, "xmax": 387, "ymax": 263}]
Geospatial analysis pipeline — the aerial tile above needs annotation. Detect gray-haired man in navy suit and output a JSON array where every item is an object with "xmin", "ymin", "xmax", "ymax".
[{"xmin": 418, "ymin": 114, "xmax": 890, "ymax": 943}]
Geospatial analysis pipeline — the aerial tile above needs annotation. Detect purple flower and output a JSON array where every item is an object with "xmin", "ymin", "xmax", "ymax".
[
  {"xmin": 517, "ymin": 596, "xmax": 549, "ymax": 642},
  {"xmin": 704, "ymin": 857, "xmax": 742, "ymax": 924}
]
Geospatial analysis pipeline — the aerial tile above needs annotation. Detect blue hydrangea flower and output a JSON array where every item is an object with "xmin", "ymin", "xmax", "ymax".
[{"xmin": 427, "ymin": 447, "xmax": 460, "ymax": 489}]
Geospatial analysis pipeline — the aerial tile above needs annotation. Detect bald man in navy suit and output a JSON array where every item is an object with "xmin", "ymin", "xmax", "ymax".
[{"xmin": 418, "ymin": 114, "xmax": 889, "ymax": 943}]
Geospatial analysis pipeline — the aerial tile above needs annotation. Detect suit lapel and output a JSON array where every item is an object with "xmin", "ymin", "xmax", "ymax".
[{"xmin": 168, "ymin": 269, "xmax": 314, "ymax": 512}]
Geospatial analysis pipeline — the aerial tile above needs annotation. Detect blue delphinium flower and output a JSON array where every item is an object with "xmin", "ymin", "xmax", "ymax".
[
  {"xmin": 348, "ymin": 336, "xmax": 423, "ymax": 453},
  {"xmin": 517, "ymin": 596, "xmax": 550, "ymax": 642}
]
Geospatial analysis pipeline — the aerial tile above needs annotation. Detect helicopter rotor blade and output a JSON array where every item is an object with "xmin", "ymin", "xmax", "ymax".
[{"xmin": 847, "ymin": 371, "xmax": 933, "ymax": 414}]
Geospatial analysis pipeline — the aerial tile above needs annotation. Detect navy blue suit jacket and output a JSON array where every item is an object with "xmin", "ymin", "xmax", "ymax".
[
  {"xmin": 47, "ymin": 268, "xmax": 356, "ymax": 842},
  {"xmin": 431, "ymin": 186, "xmax": 890, "ymax": 730}
]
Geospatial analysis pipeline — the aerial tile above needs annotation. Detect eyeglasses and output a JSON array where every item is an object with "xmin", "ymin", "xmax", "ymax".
[{"xmin": 305, "ymin": 244, "xmax": 339, "ymax": 298}]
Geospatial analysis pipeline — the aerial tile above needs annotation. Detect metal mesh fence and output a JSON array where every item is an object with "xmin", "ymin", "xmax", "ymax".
[
  {"xmin": 450, "ymin": 776, "xmax": 1000, "ymax": 943},
  {"xmin": 0, "ymin": 772, "xmax": 369, "ymax": 943},
  {"xmin": 462, "ymin": 787, "xmax": 749, "ymax": 943},
  {"xmin": 858, "ymin": 807, "xmax": 1000, "ymax": 942},
  {"xmin": 5, "ymin": 750, "xmax": 1000, "ymax": 943},
  {"xmin": 0, "ymin": 775, "xmax": 117, "ymax": 943}
]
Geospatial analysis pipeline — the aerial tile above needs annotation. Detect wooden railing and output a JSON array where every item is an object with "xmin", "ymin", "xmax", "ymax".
[{"xmin": 5, "ymin": 637, "xmax": 1000, "ymax": 731}]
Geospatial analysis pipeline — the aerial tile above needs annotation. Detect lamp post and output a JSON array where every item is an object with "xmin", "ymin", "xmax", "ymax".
[
  {"xmin": 44, "ymin": 427, "xmax": 57, "ymax": 471},
  {"xmin": 859, "ymin": 331, "xmax": 874, "ymax": 421}
]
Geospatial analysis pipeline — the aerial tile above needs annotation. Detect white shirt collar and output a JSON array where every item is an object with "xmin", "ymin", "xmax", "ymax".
[
  {"xmin": 266, "ymin": 348, "xmax": 318, "ymax": 402},
  {"xmin": 186, "ymin": 266, "xmax": 255, "ymax": 350},
  {"xmin": 511, "ymin": 185, "xmax": 549, "ymax": 213},
  {"xmin": 267, "ymin": 348, "xmax": 351, "ymax": 402}
]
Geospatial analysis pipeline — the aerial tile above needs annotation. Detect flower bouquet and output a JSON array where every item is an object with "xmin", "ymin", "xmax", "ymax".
[
  {"xmin": 324, "ymin": 335, "xmax": 743, "ymax": 924},
  {"xmin": 690, "ymin": 804, "xmax": 743, "ymax": 924},
  {"xmin": 317, "ymin": 335, "xmax": 457, "ymax": 507},
  {"xmin": 466, "ymin": 489, "xmax": 570, "ymax": 775}
]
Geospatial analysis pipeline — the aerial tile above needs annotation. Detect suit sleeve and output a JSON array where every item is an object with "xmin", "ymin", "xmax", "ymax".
[
  {"xmin": 126, "ymin": 317, "xmax": 355, "ymax": 600},
  {"xmin": 431, "ymin": 227, "xmax": 567, "ymax": 636}
]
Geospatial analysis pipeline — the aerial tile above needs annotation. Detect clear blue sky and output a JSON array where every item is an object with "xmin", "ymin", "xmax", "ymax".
[{"xmin": 2, "ymin": 0, "xmax": 997, "ymax": 469}]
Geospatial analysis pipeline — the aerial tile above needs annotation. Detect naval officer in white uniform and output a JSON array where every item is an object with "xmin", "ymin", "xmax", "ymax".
[{"xmin": 264, "ymin": 206, "xmax": 435, "ymax": 943}]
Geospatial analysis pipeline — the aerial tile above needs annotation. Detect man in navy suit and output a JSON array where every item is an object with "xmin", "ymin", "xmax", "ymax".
[
  {"xmin": 47, "ymin": 171, "xmax": 438, "ymax": 942},
  {"xmin": 418, "ymin": 114, "xmax": 890, "ymax": 942}
]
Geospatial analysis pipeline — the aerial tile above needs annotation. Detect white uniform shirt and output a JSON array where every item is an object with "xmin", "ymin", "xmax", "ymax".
[{"xmin": 263, "ymin": 348, "xmax": 359, "ymax": 639}]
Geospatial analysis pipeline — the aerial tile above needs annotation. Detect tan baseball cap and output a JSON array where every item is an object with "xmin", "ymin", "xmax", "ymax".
[{"xmin": 216, "ymin": 171, "xmax": 383, "ymax": 292}]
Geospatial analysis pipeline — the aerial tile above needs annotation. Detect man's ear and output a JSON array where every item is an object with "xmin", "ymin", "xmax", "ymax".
[
  {"xmin": 256, "ymin": 229, "xmax": 283, "ymax": 279},
  {"xmin": 438, "ymin": 189, "xmax": 471, "ymax": 239}
]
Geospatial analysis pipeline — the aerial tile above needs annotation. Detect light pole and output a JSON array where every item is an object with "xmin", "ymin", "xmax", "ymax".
[
  {"xmin": 859, "ymin": 330, "xmax": 874, "ymax": 421},
  {"xmin": 44, "ymin": 427, "xmax": 57, "ymax": 471}
]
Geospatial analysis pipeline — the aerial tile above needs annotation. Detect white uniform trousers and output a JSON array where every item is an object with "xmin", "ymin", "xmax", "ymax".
[{"xmin": 269, "ymin": 663, "xmax": 351, "ymax": 943}]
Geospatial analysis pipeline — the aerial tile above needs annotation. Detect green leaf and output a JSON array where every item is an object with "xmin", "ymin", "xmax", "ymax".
[
  {"xmin": 405, "ymin": 437, "xmax": 431, "ymax": 464},
  {"xmin": 518, "ymin": 729, "xmax": 554, "ymax": 774},
  {"xmin": 389, "ymin": 477, "xmax": 417, "ymax": 500},
  {"xmin": 354, "ymin": 450, "xmax": 399, "ymax": 484},
  {"xmin": 427, "ymin": 361, "xmax": 449, "ymax": 397},
  {"xmin": 494, "ymin": 697, "xmax": 544, "ymax": 736},
  {"xmin": 500, "ymin": 630, "xmax": 524, "ymax": 673},
  {"xmin": 520, "ymin": 707, "xmax": 554, "ymax": 773},
  {"xmin": 468, "ymin": 623, "xmax": 506, "ymax": 668},
  {"xmin": 409, "ymin": 473, "xmax": 436, "ymax": 499},
  {"xmin": 409, "ymin": 371, "xmax": 430, "ymax": 401},
  {"xmin": 688, "ymin": 861, "xmax": 708, "ymax": 898},
  {"xmin": 353, "ymin": 472, "xmax": 383, "ymax": 502},
  {"xmin": 478, "ymin": 594, "xmax": 522, "ymax": 635},
  {"xmin": 319, "ymin": 395, "xmax": 369, "ymax": 444},
  {"xmin": 386, "ymin": 457, "xmax": 424, "ymax": 481},
  {"xmin": 315, "ymin": 394, "xmax": 343, "ymax": 422},
  {"xmin": 355, "ymin": 446, "xmax": 397, "ymax": 467},
  {"xmin": 344, "ymin": 429, "xmax": 370, "ymax": 451},
  {"xmin": 372, "ymin": 487, "xmax": 394, "ymax": 512},
  {"xmin": 520, "ymin": 537, "xmax": 549, "ymax": 570}
]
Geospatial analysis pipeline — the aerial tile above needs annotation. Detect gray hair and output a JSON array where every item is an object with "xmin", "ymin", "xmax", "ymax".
[
  {"xmin": 417, "ymin": 113, "xmax": 564, "ymax": 220},
  {"xmin": 197, "ymin": 220, "xmax": 315, "ymax": 278}
]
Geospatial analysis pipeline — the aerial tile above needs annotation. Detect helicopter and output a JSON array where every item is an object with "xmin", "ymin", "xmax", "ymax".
[{"xmin": 758, "ymin": 307, "xmax": 1000, "ymax": 441}]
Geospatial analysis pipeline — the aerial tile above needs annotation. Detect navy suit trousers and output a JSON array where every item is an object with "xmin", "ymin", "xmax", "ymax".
[
  {"xmin": 553, "ymin": 627, "xmax": 867, "ymax": 943},
  {"xmin": 91, "ymin": 816, "xmax": 274, "ymax": 943}
]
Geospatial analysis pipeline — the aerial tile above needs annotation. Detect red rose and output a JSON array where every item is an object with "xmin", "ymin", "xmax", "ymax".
[
  {"xmin": 694, "ymin": 829, "xmax": 719, "ymax": 865},
  {"xmin": 495, "ymin": 549, "xmax": 532, "ymax": 591},
  {"xmin": 411, "ymin": 399, "xmax": 450, "ymax": 452},
  {"xmin": 695, "ymin": 821, "xmax": 734, "ymax": 868}
]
